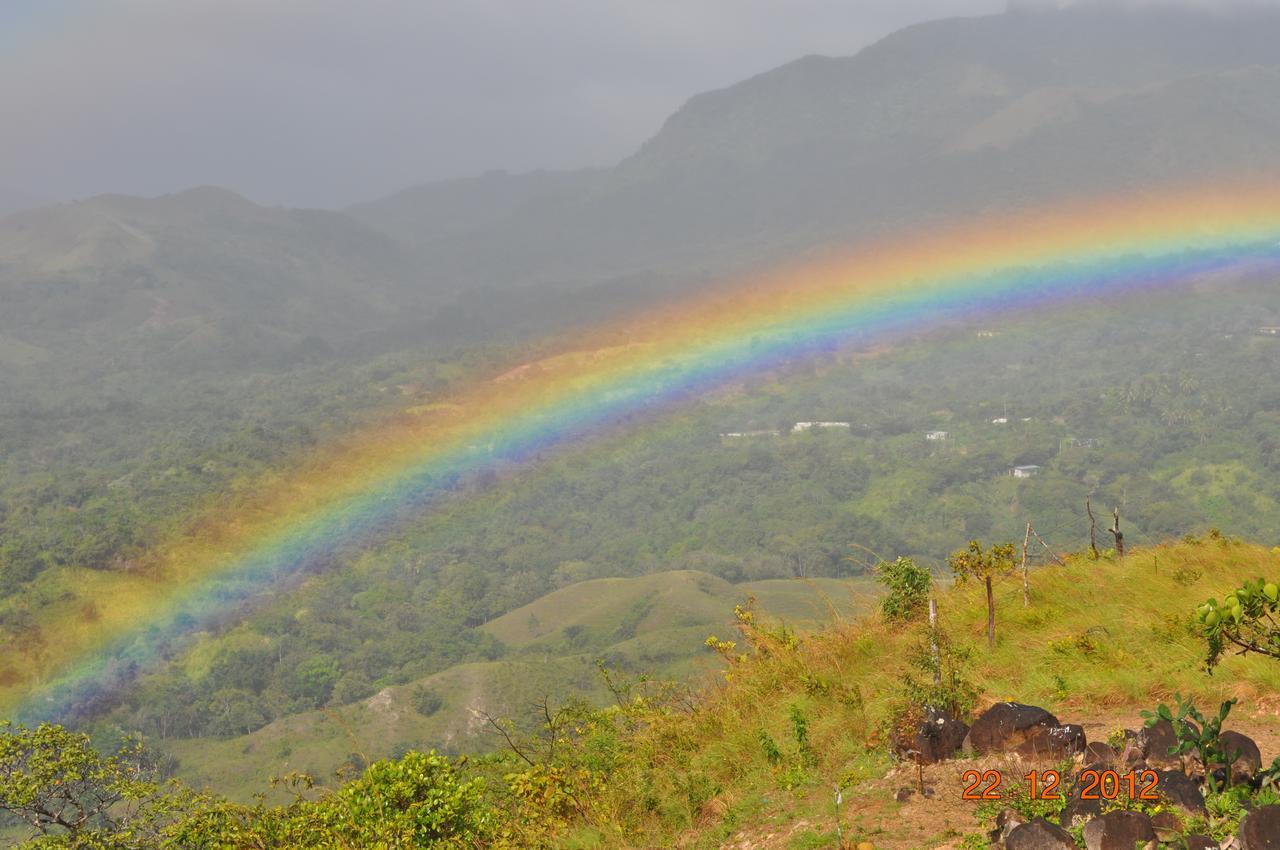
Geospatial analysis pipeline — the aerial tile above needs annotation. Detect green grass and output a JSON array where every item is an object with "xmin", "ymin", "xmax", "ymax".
[
  {"xmin": 166, "ymin": 570, "xmax": 874, "ymax": 801},
  {"xmin": 546, "ymin": 539, "xmax": 1280, "ymax": 848}
]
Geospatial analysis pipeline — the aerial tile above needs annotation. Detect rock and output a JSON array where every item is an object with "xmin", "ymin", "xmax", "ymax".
[
  {"xmin": 1082, "ymin": 810, "xmax": 1156, "ymax": 850},
  {"xmin": 901, "ymin": 706, "xmax": 969, "ymax": 764},
  {"xmin": 1139, "ymin": 719, "xmax": 1186, "ymax": 768},
  {"xmin": 1062, "ymin": 774, "xmax": 1104, "ymax": 825},
  {"xmin": 1240, "ymin": 805, "xmax": 1280, "ymax": 849},
  {"xmin": 1014, "ymin": 724, "xmax": 1087, "ymax": 760},
  {"xmin": 1220, "ymin": 730, "xmax": 1264, "ymax": 785},
  {"xmin": 894, "ymin": 787, "xmax": 913, "ymax": 802},
  {"xmin": 1156, "ymin": 768, "xmax": 1207, "ymax": 815},
  {"xmin": 1084, "ymin": 741, "xmax": 1118, "ymax": 766},
  {"xmin": 1150, "ymin": 810, "xmax": 1182, "ymax": 841},
  {"xmin": 1005, "ymin": 817, "xmax": 1078, "ymax": 850},
  {"xmin": 965, "ymin": 702, "xmax": 1060, "ymax": 755},
  {"xmin": 988, "ymin": 808, "xmax": 1028, "ymax": 847},
  {"xmin": 1182, "ymin": 836, "xmax": 1217, "ymax": 850}
]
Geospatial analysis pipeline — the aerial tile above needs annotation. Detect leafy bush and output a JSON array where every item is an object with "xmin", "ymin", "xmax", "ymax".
[
  {"xmin": 887, "ymin": 621, "xmax": 978, "ymax": 747},
  {"xmin": 412, "ymin": 685, "xmax": 445, "ymax": 717},
  {"xmin": 1195, "ymin": 577, "xmax": 1280, "ymax": 670},
  {"xmin": 1141, "ymin": 694, "xmax": 1240, "ymax": 793},
  {"xmin": 875, "ymin": 556, "xmax": 933, "ymax": 622}
]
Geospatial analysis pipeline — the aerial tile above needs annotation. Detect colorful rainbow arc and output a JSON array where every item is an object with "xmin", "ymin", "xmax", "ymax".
[{"xmin": 12, "ymin": 180, "xmax": 1280, "ymax": 722}]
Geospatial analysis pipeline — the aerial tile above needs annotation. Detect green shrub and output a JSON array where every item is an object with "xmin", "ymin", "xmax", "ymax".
[
  {"xmin": 412, "ymin": 685, "xmax": 445, "ymax": 717},
  {"xmin": 875, "ymin": 556, "xmax": 933, "ymax": 621}
]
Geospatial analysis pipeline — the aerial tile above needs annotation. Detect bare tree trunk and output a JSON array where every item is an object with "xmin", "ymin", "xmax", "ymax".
[
  {"xmin": 1086, "ymin": 499, "xmax": 1100, "ymax": 559},
  {"xmin": 1031, "ymin": 526, "xmax": 1066, "ymax": 566},
  {"xmin": 1109, "ymin": 507, "xmax": 1124, "ymax": 557},
  {"xmin": 985, "ymin": 576, "xmax": 996, "ymax": 648},
  {"xmin": 929, "ymin": 597, "xmax": 940, "ymax": 684},
  {"xmin": 1021, "ymin": 521, "xmax": 1032, "ymax": 607}
]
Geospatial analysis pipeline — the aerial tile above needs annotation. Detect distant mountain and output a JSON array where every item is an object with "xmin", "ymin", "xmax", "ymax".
[
  {"xmin": 9, "ymin": 5, "xmax": 1280, "ymax": 373},
  {"xmin": 0, "ymin": 187, "xmax": 430, "ymax": 371},
  {"xmin": 349, "ymin": 5, "xmax": 1280, "ymax": 290}
]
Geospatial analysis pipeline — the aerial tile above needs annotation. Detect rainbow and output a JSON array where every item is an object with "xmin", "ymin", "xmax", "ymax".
[{"xmin": 10, "ymin": 180, "xmax": 1280, "ymax": 721}]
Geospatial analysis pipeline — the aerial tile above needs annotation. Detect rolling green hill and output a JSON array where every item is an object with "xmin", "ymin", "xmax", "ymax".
[{"xmin": 157, "ymin": 570, "xmax": 873, "ymax": 801}]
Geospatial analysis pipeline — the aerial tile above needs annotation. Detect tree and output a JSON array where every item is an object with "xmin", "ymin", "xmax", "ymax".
[
  {"xmin": 0, "ymin": 722, "xmax": 174, "ymax": 846},
  {"xmin": 948, "ymin": 540, "xmax": 1017, "ymax": 649},
  {"xmin": 1195, "ymin": 577, "xmax": 1280, "ymax": 671}
]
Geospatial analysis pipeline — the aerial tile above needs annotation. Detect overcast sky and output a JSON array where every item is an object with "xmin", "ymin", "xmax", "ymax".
[
  {"xmin": 4, "ymin": 1, "xmax": 1277, "ymax": 210},
  {"xmin": 0, "ymin": 1, "xmax": 1020, "ymax": 209}
]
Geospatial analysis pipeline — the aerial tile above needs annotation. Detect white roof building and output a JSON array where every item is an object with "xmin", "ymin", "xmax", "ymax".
[{"xmin": 792, "ymin": 421, "xmax": 852, "ymax": 432}]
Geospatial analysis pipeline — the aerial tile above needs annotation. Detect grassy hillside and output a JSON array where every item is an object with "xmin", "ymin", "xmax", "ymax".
[
  {"xmin": 158, "ymin": 570, "xmax": 874, "ymax": 801},
  {"xmin": 8, "ymin": 539, "xmax": 1276, "ymax": 849},
  {"xmin": 527, "ymin": 539, "xmax": 1280, "ymax": 848}
]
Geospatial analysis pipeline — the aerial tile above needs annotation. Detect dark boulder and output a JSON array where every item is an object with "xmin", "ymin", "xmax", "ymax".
[
  {"xmin": 1156, "ymin": 768, "xmax": 1206, "ymax": 815},
  {"xmin": 1014, "ymin": 724, "xmax": 1086, "ymax": 760},
  {"xmin": 1005, "ymin": 817, "xmax": 1078, "ymax": 850},
  {"xmin": 987, "ymin": 807, "xmax": 1027, "ymax": 847},
  {"xmin": 1240, "ymin": 805, "xmax": 1280, "ymax": 849},
  {"xmin": 1183, "ymin": 836, "xmax": 1217, "ymax": 850},
  {"xmin": 1149, "ymin": 810, "xmax": 1182, "ymax": 842},
  {"xmin": 1061, "ymin": 771, "xmax": 1104, "ymax": 825},
  {"xmin": 1219, "ymin": 730, "xmax": 1263, "ymax": 785},
  {"xmin": 1082, "ymin": 810, "xmax": 1156, "ymax": 850},
  {"xmin": 896, "ymin": 706, "xmax": 969, "ymax": 764},
  {"xmin": 1084, "ymin": 741, "xmax": 1118, "ymax": 766},
  {"xmin": 1139, "ymin": 719, "xmax": 1186, "ymax": 768},
  {"xmin": 965, "ymin": 702, "xmax": 1060, "ymax": 755}
]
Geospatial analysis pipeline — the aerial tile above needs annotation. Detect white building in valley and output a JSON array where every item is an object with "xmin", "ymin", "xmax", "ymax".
[{"xmin": 792, "ymin": 421, "xmax": 851, "ymax": 433}]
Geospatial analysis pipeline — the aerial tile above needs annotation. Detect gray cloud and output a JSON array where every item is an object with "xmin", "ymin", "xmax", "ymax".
[
  {"xmin": 1, "ymin": 1, "xmax": 1010, "ymax": 208},
  {"xmin": 3, "ymin": 0, "xmax": 1276, "ymax": 209}
]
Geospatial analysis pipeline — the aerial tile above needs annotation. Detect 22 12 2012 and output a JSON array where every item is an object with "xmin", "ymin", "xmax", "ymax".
[{"xmin": 960, "ymin": 769, "xmax": 1161, "ymax": 801}]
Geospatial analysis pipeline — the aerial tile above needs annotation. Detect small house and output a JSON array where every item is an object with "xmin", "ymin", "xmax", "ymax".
[
  {"xmin": 925, "ymin": 430, "xmax": 949, "ymax": 441},
  {"xmin": 720, "ymin": 430, "xmax": 780, "ymax": 439},
  {"xmin": 1260, "ymin": 326, "xmax": 1280, "ymax": 336},
  {"xmin": 792, "ymin": 421, "xmax": 852, "ymax": 433},
  {"xmin": 1011, "ymin": 465, "xmax": 1042, "ymax": 478},
  {"xmin": 991, "ymin": 417, "xmax": 1008, "ymax": 425}
]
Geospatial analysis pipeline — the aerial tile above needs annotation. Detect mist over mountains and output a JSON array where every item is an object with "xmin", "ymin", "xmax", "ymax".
[{"xmin": 4, "ymin": 3, "xmax": 1280, "ymax": 378}]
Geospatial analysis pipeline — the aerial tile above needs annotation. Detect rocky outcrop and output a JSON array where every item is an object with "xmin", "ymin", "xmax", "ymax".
[
  {"xmin": 893, "ymin": 701, "xmax": 1273, "ymax": 850},
  {"xmin": 1155, "ymin": 768, "xmax": 1206, "ymax": 815},
  {"xmin": 898, "ymin": 706, "xmax": 970, "ymax": 764},
  {"xmin": 1005, "ymin": 818, "xmax": 1078, "ymax": 849},
  {"xmin": 1220, "ymin": 730, "xmax": 1264, "ymax": 786},
  {"xmin": 1081, "ymin": 810, "xmax": 1156, "ymax": 850},
  {"xmin": 1138, "ymin": 718, "xmax": 1185, "ymax": 768},
  {"xmin": 1013, "ymin": 723, "xmax": 1086, "ymax": 760},
  {"xmin": 1240, "ymin": 805, "xmax": 1280, "ymax": 850},
  {"xmin": 965, "ymin": 703, "xmax": 1060, "ymax": 755},
  {"xmin": 1083, "ymin": 741, "xmax": 1117, "ymax": 765}
]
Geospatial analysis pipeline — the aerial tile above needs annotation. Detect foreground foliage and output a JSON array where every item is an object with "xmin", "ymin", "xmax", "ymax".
[{"xmin": 4, "ymin": 540, "xmax": 1279, "ymax": 848}]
